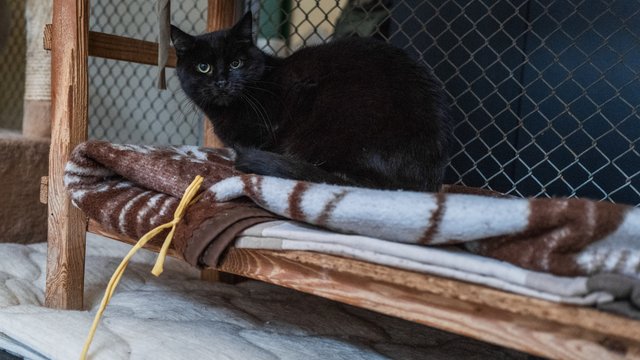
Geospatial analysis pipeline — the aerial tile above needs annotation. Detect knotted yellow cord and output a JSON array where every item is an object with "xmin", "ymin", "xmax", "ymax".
[{"xmin": 80, "ymin": 175, "xmax": 204, "ymax": 360}]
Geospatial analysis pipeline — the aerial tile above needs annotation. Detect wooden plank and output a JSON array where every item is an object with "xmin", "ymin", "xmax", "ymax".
[
  {"xmin": 218, "ymin": 249, "xmax": 640, "ymax": 360},
  {"xmin": 45, "ymin": 0, "xmax": 89, "ymax": 310},
  {"xmin": 200, "ymin": 268, "xmax": 244, "ymax": 283},
  {"xmin": 88, "ymin": 31, "xmax": 177, "ymax": 67},
  {"xmin": 44, "ymin": 25, "xmax": 177, "ymax": 67},
  {"xmin": 40, "ymin": 176, "xmax": 48, "ymax": 204},
  {"xmin": 43, "ymin": 24, "xmax": 52, "ymax": 51},
  {"xmin": 88, "ymin": 221, "xmax": 640, "ymax": 358}
]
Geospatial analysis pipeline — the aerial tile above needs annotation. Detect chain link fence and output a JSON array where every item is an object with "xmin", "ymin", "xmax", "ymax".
[
  {"xmin": 0, "ymin": 0, "xmax": 26, "ymax": 131},
  {"xmin": 89, "ymin": 0, "xmax": 208, "ymax": 145},
  {"xmin": 87, "ymin": 0, "xmax": 639, "ymax": 205}
]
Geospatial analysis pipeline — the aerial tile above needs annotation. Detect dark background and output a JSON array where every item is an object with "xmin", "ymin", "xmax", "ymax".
[{"xmin": 389, "ymin": 0, "xmax": 639, "ymax": 205}]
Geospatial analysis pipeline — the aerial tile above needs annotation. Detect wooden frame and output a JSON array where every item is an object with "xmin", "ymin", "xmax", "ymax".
[{"xmin": 44, "ymin": 0, "xmax": 640, "ymax": 359}]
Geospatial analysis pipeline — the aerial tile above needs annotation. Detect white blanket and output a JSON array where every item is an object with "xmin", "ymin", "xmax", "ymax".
[
  {"xmin": 0, "ymin": 234, "xmax": 527, "ymax": 360},
  {"xmin": 236, "ymin": 221, "xmax": 614, "ymax": 305}
]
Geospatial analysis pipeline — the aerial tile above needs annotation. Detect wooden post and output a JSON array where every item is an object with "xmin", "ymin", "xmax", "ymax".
[
  {"xmin": 202, "ymin": 0, "xmax": 240, "ymax": 148},
  {"xmin": 45, "ymin": 0, "xmax": 89, "ymax": 310},
  {"xmin": 200, "ymin": 0, "xmax": 242, "ymax": 283}
]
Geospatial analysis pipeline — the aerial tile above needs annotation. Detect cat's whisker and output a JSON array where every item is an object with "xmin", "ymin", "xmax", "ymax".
[
  {"xmin": 239, "ymin": 94, "xmax": 269, "ymax": 138},
  {"xmin": 242, "ymin": 91, "xmax": 277, "ymax": 143}
]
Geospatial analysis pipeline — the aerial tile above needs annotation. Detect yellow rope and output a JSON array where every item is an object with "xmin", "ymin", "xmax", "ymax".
[{"xmin": 79, "ymin": 175, "xmax": 204, "ymax": 360}]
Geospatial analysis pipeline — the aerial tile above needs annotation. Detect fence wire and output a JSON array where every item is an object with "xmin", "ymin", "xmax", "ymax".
[
  {"xmin": 89, "ymin": 0, "xmax": 208, "ymax": 145},
  {"xmin": 87, "ymin": 0, "xmax": 639, "ymax": 205}
]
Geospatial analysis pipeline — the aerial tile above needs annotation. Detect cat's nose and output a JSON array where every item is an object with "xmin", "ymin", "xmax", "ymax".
[{"xmin": 215, "ymin": 80, "xmax": 228, "ymax": 89}]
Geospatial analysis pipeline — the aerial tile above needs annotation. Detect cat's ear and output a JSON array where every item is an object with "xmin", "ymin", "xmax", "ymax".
[
  {"xmin": 171, "ymin": 25, "xmax": 195, "ymax": 54},
  {"xmin": 230, "ymin": 11, "xmax": 253, "ymax": 42}
]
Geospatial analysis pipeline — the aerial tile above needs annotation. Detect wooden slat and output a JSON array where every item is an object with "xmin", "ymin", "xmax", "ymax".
[
  {"xmin": 43, "ymin": 24, "xmax": 52, "ymax": 51},
  {"xmin": 40, "ymin": 176, "xmax": 48, "ymax": 204},
  {"xmin": 218, "ymin": 249, "xmax": 640, "ymax": 360},
  {"xmin": 88, "ymin": 31, "xmax": 177, "ymax": 67},
  {"xmin": 44, "ymin": 24, "xmax": 176, "ymax": 67},
  {"xmin": 45, "ymin": 0, "xmax": 89, "ymax": 310},
  {"xmin": 87, "ymin": 221, "xmax": 640, "ymax": 359}
]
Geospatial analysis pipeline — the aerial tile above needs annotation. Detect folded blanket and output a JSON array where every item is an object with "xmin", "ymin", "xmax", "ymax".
[
  {"xmin": 64, "ymin": 141, "xmax": 640, "ymax": 316},
  {"xmin": 235, "ymin": 221, "xmax": 614, "ymax": 305},
  {"xmin": 65, "ymin": 141, "xmax": 640, "ymax": 280},
  {"xmin": 65, "ymin": 141, "xmax": 278, "ymax": 266}
]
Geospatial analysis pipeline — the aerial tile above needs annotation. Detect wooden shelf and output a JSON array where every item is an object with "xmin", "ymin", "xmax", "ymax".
[{"xmin": 87, "ymin": 220, "xmax": 640, "ymax": 360}]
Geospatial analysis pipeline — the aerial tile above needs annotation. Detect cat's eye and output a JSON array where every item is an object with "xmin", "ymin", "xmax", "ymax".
[
  {"xmin": 230, "ymin": 59, "xmax": 243, "ymax": 69},
  {"xmin": 196, "ymin": 63, "xmax": 211, "ymax": 74}
]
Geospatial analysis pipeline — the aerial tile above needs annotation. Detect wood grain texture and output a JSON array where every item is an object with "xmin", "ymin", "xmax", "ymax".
[
  {"xmin": 45, "ymin": 0, "xmax": 89, "ymax": 310},
  {"xmin": 207, "ymin": 0, "xmax": 241, "ymax": 30},
  {"xmin": 218, "ymin": 249, "xmax": 640, "ymax": 360},
  {"xmin": 200, "ymin": 268, "xmax": 244, "ymax": 283},
  {"xmin": 43, "ymin": 24, "xmax": 52, "ymax": 51},
  {"xmin": 89, "ymin": 222, "xmax": 640, "ymax": 358},
  {"xmin": 45, "ymin": 25, "xmax": 177, "ymax": 67},
  {"xmin": 40, "ymin": 176, "xmax": 48, "ymax": 204},
  {"xmin": 88, "ymin": 31, "xmax": 177, "ymax": 67}
]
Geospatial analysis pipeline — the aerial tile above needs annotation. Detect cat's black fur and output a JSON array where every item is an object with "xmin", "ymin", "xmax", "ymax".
[{"xmin": 171, "ymin": 12, "xmax": 451, "ymax": 192}]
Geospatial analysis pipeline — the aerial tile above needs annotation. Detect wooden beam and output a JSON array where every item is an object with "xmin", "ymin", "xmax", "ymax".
[
  {"xmin": 202, "ymin": 0, "xmax": 238, "ymax": 148},
  {"xmin": 86, "ymin": 221, "xmax": 640, "ymax": 359},
  {"xmin": 218, "ymin": 249, "xmax": 640, "ymax": 360},
  {"xmin": 45, "ymin": 0, "xmax": 89, "ymax": 310},
  {"xmin": 44, "ymin": 25, "xmax": 177, "ymax": 67},
  {"xmin": 43, "ymin": 23, "xmax": 52, "ymax": 51},
  {"xmin": 88, "ymin": 31, "xmax": 177, "ymax": 67}
]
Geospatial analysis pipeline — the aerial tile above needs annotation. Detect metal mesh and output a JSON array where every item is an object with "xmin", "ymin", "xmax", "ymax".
[
  {"xmin": 253, "ymin": 0, "xmax": 640, "ymax": 205},
  {"xmin": 88, "ymin": 0, "xmax": 209, "ymax": 145},
  {"xmin": 88, "ymin": 0, "xmax": 639, "ymax": 205},
  {"xmin": 0, "ymin": 0, "xmax": 26, "ymax": 131}
]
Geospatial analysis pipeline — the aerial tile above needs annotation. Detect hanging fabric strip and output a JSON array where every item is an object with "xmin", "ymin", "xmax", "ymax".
[{"xmin": 156, "ymin": 0, "xmax": 170, "ymax": 89}]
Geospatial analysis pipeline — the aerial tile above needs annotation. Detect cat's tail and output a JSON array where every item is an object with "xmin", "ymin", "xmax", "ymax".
[{"xmin": 234, "ymin": 147, "xmax": 354, "ymax": 187}]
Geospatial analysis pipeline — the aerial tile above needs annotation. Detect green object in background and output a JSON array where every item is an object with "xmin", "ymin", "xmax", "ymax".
[
  {"xmin": 334, "ymin": 0, "xmax": 391, "ymax": 40},
  {"xmin": 258, "ymin": 0, "xmax": 291, "ymax": 40}
]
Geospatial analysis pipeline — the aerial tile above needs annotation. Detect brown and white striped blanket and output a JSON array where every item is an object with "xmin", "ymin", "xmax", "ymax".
[{"xmin": 65, "ymin": 140, "xmax": 640, "ymax": 282}]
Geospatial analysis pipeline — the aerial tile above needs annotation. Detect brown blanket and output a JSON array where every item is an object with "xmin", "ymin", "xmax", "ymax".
[{"xmin": 65, "ymin": 141, "xmax": 640, "ymax": 280}]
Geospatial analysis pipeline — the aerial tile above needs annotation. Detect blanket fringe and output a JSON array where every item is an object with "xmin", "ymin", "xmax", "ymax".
[{"xmin": 80, "ymin": 175, "xmax": 204, "ymax": 360}]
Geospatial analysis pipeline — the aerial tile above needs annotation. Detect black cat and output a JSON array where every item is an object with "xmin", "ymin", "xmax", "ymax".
[{"xmin": 171, "ymin": 12, "xmax": 451, "ymax": 192}]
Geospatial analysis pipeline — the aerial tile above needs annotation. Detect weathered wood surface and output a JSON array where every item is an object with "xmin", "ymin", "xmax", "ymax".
[
  {"xmin": 218, "ymin": 249, "xmax": 640, "ymax": 360},
  {"xmin": 40, "ymin": 176, "xmax": 48, "ymax": 204},
  {"xmin": 87, "ymin": 221, "xmax": 640, "ymax": 359},
  {"xmin": 88, "ymin": 31, "xmax": 177, "ymax": 67},
  {"xmin": 45, "ymin": 0, "xmax": 89, "ymax": 310},
  {"xmin": 44, "ymin": 25, "xmax": 177, "ymax": 67}
]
